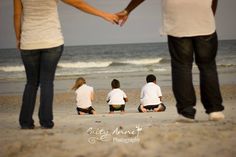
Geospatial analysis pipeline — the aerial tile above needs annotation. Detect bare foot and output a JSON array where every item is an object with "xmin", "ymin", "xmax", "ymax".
[
  {"xmin": 79, "ymin": 111, "xmax": 86, "ymax": 115},
  {"xmin": 154, "ymin": 105, "xmax": 164, "ymax": 112},
  {"xmin": 140, "ymin": 106, "xmax": 147, "ymax": 112},
  {"xmin": 142, "ymin": 108, "xmax": 147, "ymax": 112},
  {"xmin": 154, "ymin": 108, "xmax": 160, "ymax": 112}
]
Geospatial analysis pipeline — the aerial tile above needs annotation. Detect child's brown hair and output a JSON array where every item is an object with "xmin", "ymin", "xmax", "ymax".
[{"xmin": 72, "ymin": 77, "xmax": 86, "ymax": 90}]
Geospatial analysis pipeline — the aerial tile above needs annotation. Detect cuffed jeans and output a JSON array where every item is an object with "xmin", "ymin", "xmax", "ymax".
[
  {"xmin": 168, "ymin": 32, "xmax": 224, "ymax": 119},
  {"xmin": 19, "ymin": 45, "xmax": 63, "ymax": 128}
]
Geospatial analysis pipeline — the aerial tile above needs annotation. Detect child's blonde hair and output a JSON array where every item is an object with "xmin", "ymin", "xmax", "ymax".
[{"xmin": 72, "ymin": 77, "xmax": 86, "ymax": 90}]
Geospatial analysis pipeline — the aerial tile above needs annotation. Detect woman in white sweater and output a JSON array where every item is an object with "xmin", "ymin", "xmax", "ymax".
[{"xmin": 14, "ymin": 0, "xmax": 118, "ymax": 129}]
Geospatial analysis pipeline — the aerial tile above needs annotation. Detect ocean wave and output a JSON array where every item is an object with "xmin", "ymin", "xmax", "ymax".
[
  {"xmin": 58, "ymin": 61, "xmax": 112, "ymax": 68},
  {"xmin": 109, "ymin": 62, "xmax": 128, "ymax": 66},
  {"xmin": 0, "ymin": 66, "xmax": 25, "ymax": 72},
  {"xmin": 58, "ymin": 58, "xmax": 163, "ymax": 69},
  {"xmin": 217, "ymin": 63, "xmax": 236, "ymax": 67},
  {"xmin": 159, "ymin": 58, "xmax": 170, "ymax": 64},
  {"xmin": 0, "ymin": 58, "xmax": 162, "ymax": 72},
  {"xmin": 56, "ymin": 67, "xmax": 168, "ymax": 76},
  {"xmin": 0, "ymin": 61, "xmax": 234, "ymax": 73},
  {"xmin": 114, "ymin": 58, "xmax": 163, "ymax": 66}
]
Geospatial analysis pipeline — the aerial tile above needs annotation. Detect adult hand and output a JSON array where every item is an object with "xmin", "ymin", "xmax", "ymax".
[
  {"xmin": 102, "ymin": 13, "xmax": 119, "ymax": 25},
  {"xmin": 116, "ymin": 10, "xmax": 129, "ymax": 27}
]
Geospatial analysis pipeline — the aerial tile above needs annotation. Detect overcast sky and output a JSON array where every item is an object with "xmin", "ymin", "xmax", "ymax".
[{"xmin": 1, "ymin": 0, "xmax": 236, "ymax": 49}]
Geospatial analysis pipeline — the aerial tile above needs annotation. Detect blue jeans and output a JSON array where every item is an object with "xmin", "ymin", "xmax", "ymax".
[
  {"xmin": 19, "ymin": 45, "xmax": 63, "ymax": 128},
  {"xmin": 168, "ymin": 32, "xmax": 224, "ymax": 119}
]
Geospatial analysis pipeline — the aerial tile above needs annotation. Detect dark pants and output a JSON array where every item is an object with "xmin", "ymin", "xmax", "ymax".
[
  {"xmin": 168, "ymin": 32, "xmax": 224, "ymax": 119},
  {"xmin": 19, "ymin": 45, "xmax": 63, "ymax": 128},
  {"xmin": 138, "ymin": 103, "xmax": 166, "ymax": 112},
  {"xmin": 109, "ymin": 105, "xmax": 125, "ymax": 112},
  {"xmin": 76, "ymin": 106, "xmax": 95, "ymax": 115}
]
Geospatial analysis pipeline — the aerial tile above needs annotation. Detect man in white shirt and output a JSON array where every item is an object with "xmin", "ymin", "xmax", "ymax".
[
  {"xmin": 138, "ymin": 74, "xmax": 166, "ymax": 112},
  {"xmin": 117, "ymin": 0, "xmax": 224, "ymax": 121}
]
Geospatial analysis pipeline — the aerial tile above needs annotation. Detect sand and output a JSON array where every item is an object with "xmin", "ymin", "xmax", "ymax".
[{"xmin": 0, "ymin": 81, "xmax": 236, "ymax": 157}]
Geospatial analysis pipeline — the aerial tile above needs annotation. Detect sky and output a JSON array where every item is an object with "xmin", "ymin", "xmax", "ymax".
[{"xmin": 0, "ymin": 0, "xmax": 236, "ymax": 49}]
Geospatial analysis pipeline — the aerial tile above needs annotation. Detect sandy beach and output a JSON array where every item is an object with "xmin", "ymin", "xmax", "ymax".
[{"xmin": 0, "ymin": 74, "xmax": 236, "ymax": 157}]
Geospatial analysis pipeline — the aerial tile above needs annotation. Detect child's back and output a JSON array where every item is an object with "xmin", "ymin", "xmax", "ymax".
[
  {"xmin": 76, "ymin": 84, "xmax": 93, "ymax": 108},
  {"xmin": 72, "ymin": 77, "xmax": 95, "ymax": 115},
  {"xmin": 106, "ymin": 79, "xmax": 128, "ymax": 113},
  {"xmin": 138, "ymin": 74, "xmax": 166, "ymax": 113},
  {"xmin": 141, "ymin": 82, "xmax": 162, "ymax": 106}
]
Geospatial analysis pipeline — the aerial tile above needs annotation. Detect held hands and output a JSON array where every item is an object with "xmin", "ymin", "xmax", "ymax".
[
  {"xmin": 116, "ymin": 10, "xmax": 129, "ymax": 26},
  {"xmin": 102, "ymin": 10, "xmax": 129, "ymax": 26},
  {"xmin": 102, "ymin": 12, "xmax": 119, "ymax": 24}
]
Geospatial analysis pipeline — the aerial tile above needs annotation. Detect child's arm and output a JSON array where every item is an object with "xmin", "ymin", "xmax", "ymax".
[
  {"xmin": 90, "ymin": 91, "xmax": 94, "ymax": 101},
  {"xmin": 123, "ymin": 91, "xmax": 128, "ymax": 102},
  {"xmin": 157, "ymin": 86, "xmax": 162, "ymax": 102},
  {"xmin": 106, "ymin": 92, "xmax": 110, "ymax": 103},
  {"xmin": 140, "ymin": 87, "xmax": 144, "ymax": 99},
  {"xmin": 159, "ymin": 96, "xmax": 162, "ymax": 102}
]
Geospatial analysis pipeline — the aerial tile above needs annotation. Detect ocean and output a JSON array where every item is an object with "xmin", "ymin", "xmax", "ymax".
[{"xmin": 0, "ymin": 40, "xmax": 236, "ymax": 80}]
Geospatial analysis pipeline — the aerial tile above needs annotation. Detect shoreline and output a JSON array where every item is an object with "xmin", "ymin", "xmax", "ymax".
[{"xmin": 0, "ymin": 69, "xmax": 236, "ymax": 95}]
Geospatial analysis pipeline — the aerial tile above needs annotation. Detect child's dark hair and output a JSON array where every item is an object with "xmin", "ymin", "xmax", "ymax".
[
  {"xmin": 111, "ymin": 79, "xmax": 120, "ymax": 88},
  {"xmin": 146, "ymin": 74, "xmax": 156, "ymax": 83}
]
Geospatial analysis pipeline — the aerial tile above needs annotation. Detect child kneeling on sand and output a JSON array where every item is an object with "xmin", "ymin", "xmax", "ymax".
[
  {"xmin": 72, "ymin": 77, "xmax": 96, "ymax": 115},
  {"xmin": 138, "ymin": 74, "xmax": 166, "ymax": 113},
  {"xmin": 106, "ymin": 79, "xmax": 128, "ymax": 113}
]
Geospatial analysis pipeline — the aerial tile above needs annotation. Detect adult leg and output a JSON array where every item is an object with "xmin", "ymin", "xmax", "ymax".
[
  {"xmin": 194, "ymin": 32, "xmax": 224, "ymax": 114},
  {"xmin": 19, "ymin": 50, "xmax": 40, "ymax": 128},
  {"xmin": 38, "ymin": 45, "xmax": 63, "ymax": 128},
  {"xmin": 168, "ymin": 36, "xmax": 196, "ymax": 119}
]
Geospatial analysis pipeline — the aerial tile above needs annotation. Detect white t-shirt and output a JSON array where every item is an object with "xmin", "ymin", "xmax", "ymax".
[
  {"xmin": 20, "ymin": 0, "xmax": 64, "ymax": 50},
  {"xmin": 107, "ymin": 88, "xmax": 127, "ymax": 105},
  {"xmin": 161, "ymin": 0, "xmax": 216, "ymax": 37},
  {"xmin": 140, "ymin": 82, "xmax": 162, "ymax": 106},
  {"xmin": 75, "ymin": 84, "xmax": 94, "ymax": 108}
]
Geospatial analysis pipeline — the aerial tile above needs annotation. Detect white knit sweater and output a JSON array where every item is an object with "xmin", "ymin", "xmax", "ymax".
[{"xmin": 20, "ymin": 0, "xmax": 64, "ymax": 50}]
